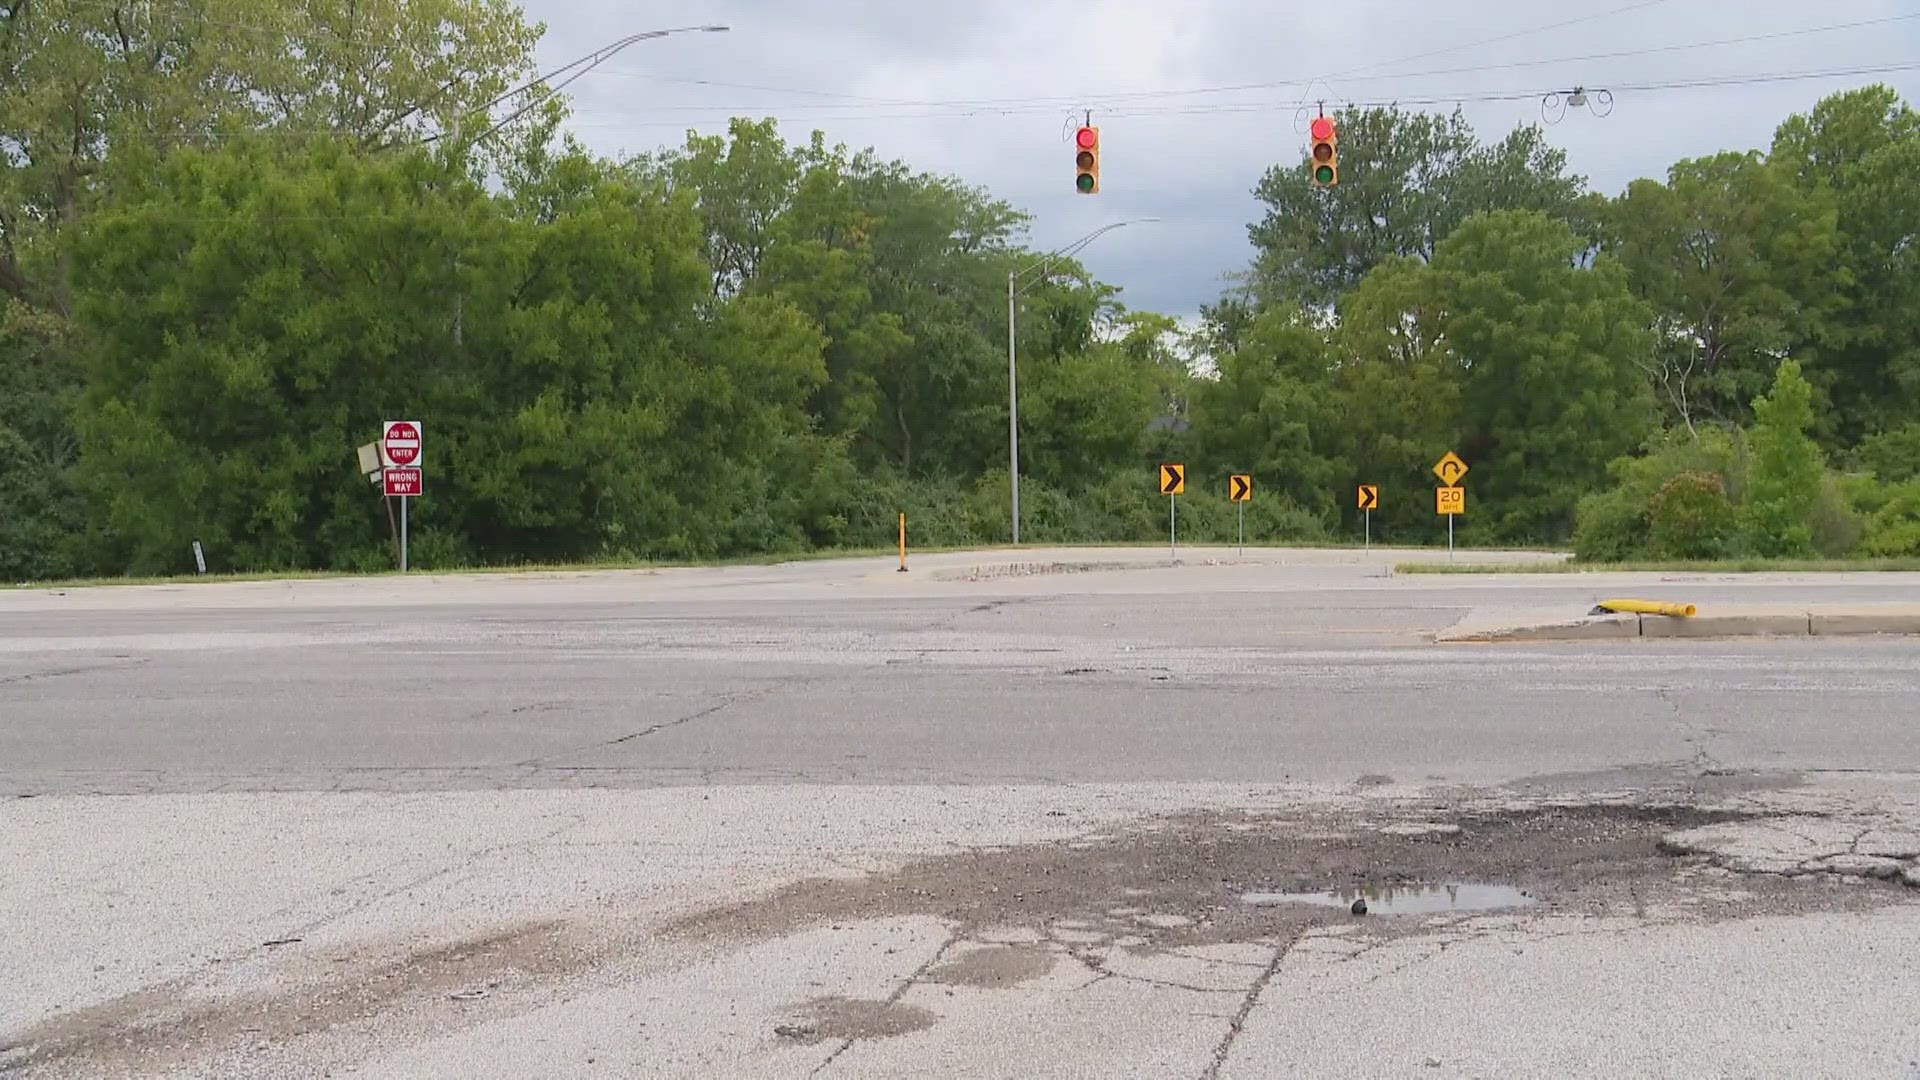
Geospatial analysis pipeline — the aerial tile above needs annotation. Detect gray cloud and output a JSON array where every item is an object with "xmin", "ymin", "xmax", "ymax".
[{"xmin": 522, "ymin": 0, "xmax": 1920, "ymax": 316}]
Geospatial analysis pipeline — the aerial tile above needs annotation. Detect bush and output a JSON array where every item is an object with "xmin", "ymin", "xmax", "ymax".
[
  {"xmin": 1646, "ymin": 472, "xmax": 1738, "ymax": 560},
  {"xmin": 1852, "ymin": 424, "xmax": 1920, "ymax": 484},
  {"xmin": 1807, "ymin": 476, "xmax": 1865, "ymax": 558},
  {"xmin": 1573, "ymin": 428, "xmax": 1744, "ymax": 562},
  {"xmin": 1862, "ymin": 481, "xmax": 1920, "ymax": 557}
]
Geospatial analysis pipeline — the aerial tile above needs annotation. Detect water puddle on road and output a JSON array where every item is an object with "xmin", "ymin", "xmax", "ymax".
[{"xmin": 1243, "ymin": 882, "xmax": 1537, "ymax": 915}]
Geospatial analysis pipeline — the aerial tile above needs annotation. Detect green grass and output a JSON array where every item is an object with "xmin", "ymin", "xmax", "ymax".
[
  {"xmin": 10, "ymin": 539, "xmax": 1567, "ymax": 590},
  {"xmin": 1395, "ymin": 557, "xmax": 1920, "ymax": 575},
  {"xmin": 5, "ymin": 547, "xmax": 904, "ymax": 590}
]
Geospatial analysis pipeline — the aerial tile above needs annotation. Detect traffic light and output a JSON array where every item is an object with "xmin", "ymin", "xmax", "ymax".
[
  {"xmin": 1075, "ymin": 125, "xmax": 1100, "ymax": 194},
  {"xmin": 1310, "ymin": 115, "xmax": 1338, "ymax": 187}
]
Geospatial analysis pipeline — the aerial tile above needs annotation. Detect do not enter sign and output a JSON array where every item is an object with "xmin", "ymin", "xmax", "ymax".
[{"xmin": 383, "ymin": 420, "xmax": 422, "ymax": 467}]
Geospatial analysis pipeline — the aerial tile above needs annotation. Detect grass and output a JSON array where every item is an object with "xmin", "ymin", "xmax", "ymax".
[
  {"xmin": 5, "ymin": 547, "xmax": 904, "ymax": 590},
  {"xmin": 1394, "ymin": 556, "xmax": 1920, "ymax": 575},
  {"xmin": 10, "ymin": 538, "xmax": 1568, "ymax": 591}
]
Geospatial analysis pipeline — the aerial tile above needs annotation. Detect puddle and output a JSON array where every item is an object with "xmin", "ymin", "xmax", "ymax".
[{"xmin": 1243, "ymin": 883, "xmax": 1537, "ymax": 915}]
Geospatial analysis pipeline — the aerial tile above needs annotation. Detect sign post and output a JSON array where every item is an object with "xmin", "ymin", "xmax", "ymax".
[
  {"xmin": 382, "ymin": 421, "xmax": 423, "ymax": 572},
  {"xmin": 1357, "ymin": 485, "xmax": 1380, "ymax": 550},
  {"xmin": 1160, "ymin": 464, "xmax": 1185, "ymax": 561},
  {"xmin": 1432, "ymin": 452, "xmax": 1468, "ymax": 565},
  {"xmin": 1230, "ymin": 474, "xmax": 1252, "ymax": 557}
]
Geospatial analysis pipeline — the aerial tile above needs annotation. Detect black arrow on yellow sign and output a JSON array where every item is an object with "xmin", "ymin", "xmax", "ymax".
[
  {"xmin": 1230, "ymin": 475, "xmax": 1252, "ymax": 503},
  {"xmin": 1160, "ymin": 463, "xmax": 1185, "ymax": 496},
  {"xmin": 1357, "ymin": 484, "xmax": 1380, "ymax": 511}
]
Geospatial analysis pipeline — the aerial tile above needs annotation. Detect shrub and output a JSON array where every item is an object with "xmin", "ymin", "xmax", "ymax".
[
  {"xmin": 1862, "ymin": 482, "xmax": 1920, "ymax": 558},
  {"xmin": 1573, "ymin": 427, "xmax": 1744, "ymax": 562},
  {"xmin": 1852, "ymin": 424, "xmax": 1920, "ymax": 484},
  {"xmin": 1807, "ymin": 475, "xmax": 1865, "ymax": 558},
  {"xmin": 1646, "ymin": 472, "xmax": 1738, "ymax": 560}
]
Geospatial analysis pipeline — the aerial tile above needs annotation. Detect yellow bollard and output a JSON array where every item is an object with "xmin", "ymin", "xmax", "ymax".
[
  {"xmin": 1593, "ymin": 599, "xmax": 1697, "ymax": 618},
  {"xmin": 899, "ymin": 513, "xmax": 908, "ymax": 573}
]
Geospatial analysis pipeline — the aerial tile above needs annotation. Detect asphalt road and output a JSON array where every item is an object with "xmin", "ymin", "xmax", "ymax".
[
  {"xmin": 6, "ymin": 548, "xmax": 1920, "ymax": 1078},
  {"xmin": 4, "ymin": 547, "xmax": 1919, "ymax": 796}
]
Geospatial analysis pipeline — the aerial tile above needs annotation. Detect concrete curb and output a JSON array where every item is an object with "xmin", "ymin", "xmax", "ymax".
[{"xmin": 1438, "ymin": 604, "xmax": 1920, "ymax": 643}]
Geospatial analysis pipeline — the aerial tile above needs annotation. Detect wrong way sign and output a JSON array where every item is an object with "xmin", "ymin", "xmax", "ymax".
[
  {"xmin": 382, "ymin": 420, "xmax": 422, "ymax": 468},
  {"xmin": 383, "ymin": 467, "xmax": 423, "ymax": 497}
]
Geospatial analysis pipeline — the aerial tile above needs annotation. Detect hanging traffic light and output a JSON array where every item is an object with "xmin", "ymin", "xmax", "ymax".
[
  {"xmin": 1075, "ymin": 125, "xmax": 1100, "ymax": 194},
  {"xmin": 1310, "ymin": 115, "xmax": 1338, "ymax": 187}
]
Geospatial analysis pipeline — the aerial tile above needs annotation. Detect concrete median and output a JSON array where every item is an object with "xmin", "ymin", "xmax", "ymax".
[{"xmin": 1439, "ymin": 603, "xmax": 1920, "ymax": 643}]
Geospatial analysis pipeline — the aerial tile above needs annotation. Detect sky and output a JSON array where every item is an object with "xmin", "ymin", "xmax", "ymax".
[{"xmin": 516, "ymin": 0, "xmax": 1920, "ymax": 319}]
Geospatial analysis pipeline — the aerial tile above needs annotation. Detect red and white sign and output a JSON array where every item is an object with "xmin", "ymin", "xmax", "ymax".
[
  {"xmin": 382, "ymin": 420, "xmax": 422, "ymax": 468},
  {"xmin": 383, "ymin": 467, "xmax": 423, "ymax": 497}
]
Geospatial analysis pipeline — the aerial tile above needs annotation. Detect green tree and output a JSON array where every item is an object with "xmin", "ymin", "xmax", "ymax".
[
  {"xmin": 1429, "ymin": 211, "xmax": 1656, "ymax": 540},
  {"xmin": 1246, "ymin": 107, "xmax": 1586, "ymax": 307},
  {"xmin": 1770, "ymin": 86, "xmax": 1920, "ymax": 445},
  {"xmin": 1606, "ymin": 151, "xmax": 1839, "ymax": 432},
  {"xmin": 1327, "ymin": 256, "xmax": 1461, "ymax": 541},
  {"xmin": 1740, "ymin": 359, "xmax": 1824, "ymax": 557},
  {"xmin": 1, "ymin": 0, "xmax": 538, "ymax": 308},
  {"xmin": 0, "ymin": 299, "xmax": 81, "ymax": 578},
  {"xmin": 70, "ymin": 136, "xmax": 844, "ymax": 572},
  {"xmin": 1190, "ymin": 304, "xmax": 1342, "ymax": 515},
  {"xmin": 642, "ymin": 121, "xmax": 1028, "ymax": 479}
]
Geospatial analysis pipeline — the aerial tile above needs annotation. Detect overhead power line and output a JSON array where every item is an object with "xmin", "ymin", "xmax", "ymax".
[{"xmin": 589, "ymin": 13, "xmax": 1920, "ymax": 116}]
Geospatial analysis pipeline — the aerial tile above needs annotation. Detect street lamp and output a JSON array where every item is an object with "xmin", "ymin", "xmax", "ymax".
[
  {"xmin": 427, "ymin": 25, "xmax": 731, "ymax": 147},
  {"xmin": 1006, "ymin": 218, "xmax": 1158, "ymax": 544}
]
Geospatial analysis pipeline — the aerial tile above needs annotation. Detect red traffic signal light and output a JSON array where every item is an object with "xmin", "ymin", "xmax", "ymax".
[
  {"xmin": 1310, "ymin": 115, "xmax": 1338, "ymax": 187},
  {"xmin": 1075, "ymin": 125, "xmax": 1100, "ymax": 194}
]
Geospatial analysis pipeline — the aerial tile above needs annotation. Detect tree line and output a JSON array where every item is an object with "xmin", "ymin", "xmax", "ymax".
[{"xmin": 2, "ymin": 1, "xmax": 1917, "ymax": 576}]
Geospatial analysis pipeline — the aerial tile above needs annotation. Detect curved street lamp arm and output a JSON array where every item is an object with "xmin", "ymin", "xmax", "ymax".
[{"xmin": 1011, "ymin": 218, "xmax": 1157, "ymax": 295}]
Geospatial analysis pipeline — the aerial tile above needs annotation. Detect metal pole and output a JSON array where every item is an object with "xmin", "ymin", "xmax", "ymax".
[
  {"xmin": 1170, "ymin": 495, "xmax": 1177, "ymax": 563},
  {"xmin": 1007, "ymin": 271, "xmax": 1020, "ymax": 545},
  {"xmin": 1365, "ymin": 508, "xmax": 1371, "ymax": 552},
  {"xmin": 400, "ymin": 495, "xmax": 410, "ymax": 573},
  {"xmin": 1448, "ymin": 513, "xmax": 1454, "ymax": 565},
  {"xmin": 1238, "ymin": 502, "xmax": 1245, "ymax": 558}
]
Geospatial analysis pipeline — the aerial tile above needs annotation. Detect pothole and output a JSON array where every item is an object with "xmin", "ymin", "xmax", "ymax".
[
  {"xmin": 923, "ymin": 944, "xmax": 1057, "ymax": 988},
  {"xmin": 671, "ymin": 802, "xmax": 1882, "ymax": 956},
  {"xmin": 778, "ymin": 996, "xmax": 936, "ymax": 1045},
  {"xmin": 1243, "ymin": 883, "xmax": 1537, "ymax": 915}
]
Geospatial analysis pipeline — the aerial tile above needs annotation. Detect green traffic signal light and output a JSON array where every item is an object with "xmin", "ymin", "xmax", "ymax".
[{"xmin": 1315, "ymin": 165, "xmax": 1335, "ymax": 185}]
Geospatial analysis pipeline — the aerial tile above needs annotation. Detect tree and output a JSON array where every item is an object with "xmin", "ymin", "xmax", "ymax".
[
  {"xmin": 1606, "ymin": 151, "xmax": 1839, "ymax": 433},
  {"xmin": 1327, "ymin": 256, "xmax": 1460, "ymax": 540},
  {"xmin": 1740, "ymin": 359, "xmax": 1824, "ymax": 557},
  {"xmin": 1246, "ymin": 107, "xmax": 1586, "ymax": 307},
  {"xmin": 0, "ymin": 299, "xmax": 81, "ymax": 578},
  {"xmin": 643, "ymin": 120, "xmax": 1030, "ymax": 479},
  {"xmin": 70, "ymin": 136, "xmax": 843, "ymax": 572},
  {"xmin": 1, "ymin": 0, "xmax": 538, "ymax": 308},
  {"xmin": 1429, "ymin": 211, "xmax": 1656, "ymax": 540},
  {"xmin": 1190, "ymin": 305, "xmax": 1343, "ymax": 513},
  {"xmin": 1770, "ymin": 86, "xmax": 1920, "ymax": 445}
]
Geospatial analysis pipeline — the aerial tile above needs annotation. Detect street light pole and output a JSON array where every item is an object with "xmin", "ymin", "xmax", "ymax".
[
  {"xmin": 1005, "ymin": 218, "xmax": 1158, "ymax": 545},
  {"xmin": 1008, "ymin": 269, "xmax": 1021, "ymax": 544},
  {"xmin": 424, "ymin": 25, "xmax": 730, "ymax": 148}
]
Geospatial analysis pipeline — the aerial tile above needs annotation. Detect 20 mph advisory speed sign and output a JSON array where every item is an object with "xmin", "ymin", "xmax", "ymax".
[{"xmin": 382, "ymin": 421, "xmax": 422, "ymax": 468}]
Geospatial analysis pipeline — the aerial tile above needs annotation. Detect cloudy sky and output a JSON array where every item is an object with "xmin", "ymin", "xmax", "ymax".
[{"xmin": 516, "ymin": 0, "xmax": 1920, "ymax": 318}]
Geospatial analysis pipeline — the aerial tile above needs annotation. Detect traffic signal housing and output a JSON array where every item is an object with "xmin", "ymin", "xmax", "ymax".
[
  {"xmin": 1075, "ymin": 125, "xmax": 1100, "ymax": 194},
  {"xmin": 1310, "ymin": 115, "xmax": 1338, "ymax": 187}
]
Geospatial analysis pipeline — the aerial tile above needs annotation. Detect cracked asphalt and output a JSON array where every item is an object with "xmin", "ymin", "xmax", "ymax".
[{"xmin": 3, "ymin": 547, "xmax": 1920, "ymax": 1077}]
